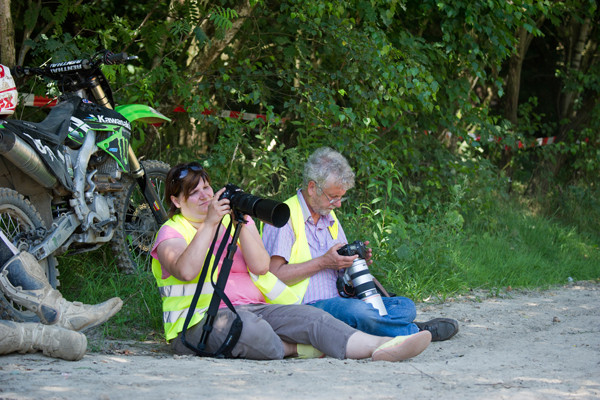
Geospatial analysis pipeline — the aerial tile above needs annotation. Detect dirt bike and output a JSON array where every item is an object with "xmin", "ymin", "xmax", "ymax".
[{"xmin": 0, "ymin": 50, "xmax": 171, "ymax": 321}]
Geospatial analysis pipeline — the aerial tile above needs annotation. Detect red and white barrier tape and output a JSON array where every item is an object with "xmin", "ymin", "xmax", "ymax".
[
  {"xmin": 23, "ymin": 95, "xmax": 269, "ymax": 122},
  {"xmin": 445, "ymin": 131, "xmax": 558, "ymax": 149},
  {"xmin": 21, "ymin": 94, "xmax": 565, "ymax": 148},
  {"xmin": 198, "ymin": 108, "xmax": 267, "ymax": 122},
  {"xmin": 533, "ymin": 136, "xmax": 556, "ymax": 147},
  {"xmin": 20, "ymin": 93, "xmax": 58, "ymax": 107}
]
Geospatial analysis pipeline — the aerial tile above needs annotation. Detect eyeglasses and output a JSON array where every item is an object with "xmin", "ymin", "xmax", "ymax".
[
  {"xmin": 172, "ymin": 164, "xmax": 203, "ymax": 183},
  {"xmin": 316, "ymin": 183, "xmax": 347, "ymax": 205}
]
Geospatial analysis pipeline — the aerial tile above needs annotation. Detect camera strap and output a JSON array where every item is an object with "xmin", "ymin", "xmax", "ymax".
[
  {"xmin": 180, "ymin": 217, "xmax": 243, "ymax": 358},
  {"xmin": 373, "ymin": 278, "xmax": 393, "ymax": 297}
]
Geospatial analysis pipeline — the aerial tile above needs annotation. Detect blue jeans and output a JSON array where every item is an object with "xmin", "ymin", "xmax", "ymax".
[{"xmin": 310, "ymin": 296, "xmax": 419, "ymax": 337}]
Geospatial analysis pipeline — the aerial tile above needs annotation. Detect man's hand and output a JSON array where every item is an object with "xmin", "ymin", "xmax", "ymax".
[
  {"xmin": 269, "ymin": 242, "xmax": 364, "ymax": 285},
  {"xmin": 364, "ymin": 240, "xmax": 373, "ymax": 266},
  {"xmin": 321, "ymin": 243, "xmax": 358, "ymax": 271}
]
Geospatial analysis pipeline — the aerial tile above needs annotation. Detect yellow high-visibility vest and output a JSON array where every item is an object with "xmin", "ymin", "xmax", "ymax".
[
  {"xmin": 152, "ymin": 214, "xmax": 300, "ymax": 341},
  {"xmin": 282, "ymin": 194, "xmax": 339, "ymax": 302},
  {"xmin": 152, "ymin": 214, "xmax": 212, "ymax": 341}
]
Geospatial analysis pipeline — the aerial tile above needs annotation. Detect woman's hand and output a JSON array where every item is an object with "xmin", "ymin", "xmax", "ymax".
[
  {"xmin": 206, "ymin": 187, "xmax": 230, "ymax": 226},
  {"xmin": 238, "ymin": 217, "xmax": 270, "ymax": 275}
]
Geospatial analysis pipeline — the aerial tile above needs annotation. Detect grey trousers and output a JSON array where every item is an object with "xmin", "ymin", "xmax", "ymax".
[{"xmin": 171, "ymin": 303, "xmax": 356, "ymax": 360}]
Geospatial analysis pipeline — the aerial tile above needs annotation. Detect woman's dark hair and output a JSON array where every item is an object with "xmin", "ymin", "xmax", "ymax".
[{"xmin": 165, "ymin": 162, "xmax": 211, "ymax": 219}]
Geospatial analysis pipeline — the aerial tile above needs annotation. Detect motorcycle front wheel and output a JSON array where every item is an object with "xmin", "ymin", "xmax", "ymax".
[
  {"xmin": 0, "ymin": 188, "xmax": 59, "ymax": 321},
  {"xmin": 112, "ymin": 160, "xmax": 170, "ymax": 274}
]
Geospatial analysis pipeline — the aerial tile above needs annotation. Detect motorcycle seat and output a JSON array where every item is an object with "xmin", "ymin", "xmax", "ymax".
[{"xmin": 8, "ymin": 96, "xmax": 80, "ymax": 146}]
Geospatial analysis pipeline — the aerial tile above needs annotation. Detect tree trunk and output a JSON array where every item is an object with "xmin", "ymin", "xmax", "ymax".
[
  {"xmin": 503, "ymin": 22, "xmax": 542, "ymax": 125},
  {"xmin": 176, "ymin": 0, "xmax": 257, "ymax": 152},
  {"xmin": 0, "ymin": 0, "xmax": 16, "ymax": 66},
  {"xmin": 552, "ymin": 18, "xmax": 594, "ymax": 181},
  {"xmin": 187, "ymin": 0, "xmax": 256, "ymax": 77},
  {"xmin": 559, "ymin": 17, "xmax": 591, "ymax": 122},
  {"xmin": 501, "ymin": 19, "xmax": 546, "ymax": 181}
]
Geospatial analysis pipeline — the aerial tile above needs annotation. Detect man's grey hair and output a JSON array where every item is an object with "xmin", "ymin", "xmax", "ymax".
[{"xmin": 302, "ymin": 147, "xmax": 355, "ymax": 191}]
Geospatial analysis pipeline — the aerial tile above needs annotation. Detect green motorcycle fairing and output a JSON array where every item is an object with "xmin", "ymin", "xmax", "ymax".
[
  {"xmin": 95, "ymin": 126, "xmax": 130, "ymax": 171},
  {"xmin": 68, "ymin": 100, "xmax": 134, "ymax": 171},
  {"xmin": 115, "ymin": 104, "xmax": 171, "ymax": 125},
  {"xmin": 68, "ymin": 102, "xmax": 170, "ymax": 172}
]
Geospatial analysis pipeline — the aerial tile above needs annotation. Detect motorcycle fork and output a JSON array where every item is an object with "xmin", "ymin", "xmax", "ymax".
[{"xmin": 89, "ymin": 80, "xmax": 168, "ymax": 226}]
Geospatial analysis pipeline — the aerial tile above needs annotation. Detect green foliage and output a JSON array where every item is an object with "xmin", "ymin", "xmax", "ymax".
[
  {"xmin": 10, "ymin": 0, "xmax": 596, "ymax": 200},
  {"xmin": 541, "ymin": 183, "xmax": 600, "ymax": 240},
  {"xmin": 210, "ymin": 6, "xmax": 238, "ymax": 37}
]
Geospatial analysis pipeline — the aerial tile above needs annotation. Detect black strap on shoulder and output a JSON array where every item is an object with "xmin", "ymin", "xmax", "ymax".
[{"xmin": 180, "ymin": 216, "xmax": 244, "ymax": 358}]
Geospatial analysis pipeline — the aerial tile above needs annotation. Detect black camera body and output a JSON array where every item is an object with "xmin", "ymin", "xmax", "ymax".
[
  {"xmin": 219, "ymin": 183, "xmax": 290, "ymax": 228},
  {"xmin": 337, "ymin": 240, "xmax": 387, "ymax": 316},
  {"xmin": 337, "ymin": 240, "xmax": 367, "ymax": 259}
]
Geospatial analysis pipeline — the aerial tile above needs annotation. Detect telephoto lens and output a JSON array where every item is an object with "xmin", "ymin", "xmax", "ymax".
[
  {"xmin": 338, "ymin": 241, "xmax": 388, "ymax": 316},
  {"xmin": 219, "ymin": 183, "xmax": 290, "ymax": 227}
]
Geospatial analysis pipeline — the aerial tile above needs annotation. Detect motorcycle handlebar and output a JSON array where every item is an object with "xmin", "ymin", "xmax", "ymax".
[
  {"xmin": 103, "ymin": 51, "xmax": 138, "ymax": 65},
  {"xmin": 11, "ymin": 51, "xmax": 137, "ymax": 79}
]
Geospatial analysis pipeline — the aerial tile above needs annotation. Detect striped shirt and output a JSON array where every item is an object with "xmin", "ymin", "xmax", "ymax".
[{"xmin": 262, "ymin": 189, "xmax": 348, "ymax": 304}]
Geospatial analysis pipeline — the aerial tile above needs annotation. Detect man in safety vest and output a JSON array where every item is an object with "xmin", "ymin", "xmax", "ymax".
[{"xmin": 262, "ymin": 147, "xmax": 459, "ymax": 342}]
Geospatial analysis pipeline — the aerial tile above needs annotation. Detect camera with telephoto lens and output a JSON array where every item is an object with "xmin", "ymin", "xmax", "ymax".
[
  {"xmin": 337, "ymin": 240, "xmax": 388, "ymax": 316},
  {"xmin": 219, "ymin": 183, "xmax": 290, "ymax": 228}
]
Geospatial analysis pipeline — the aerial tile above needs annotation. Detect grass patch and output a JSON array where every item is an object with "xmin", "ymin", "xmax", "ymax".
[
  {"xmin": 457, "ymin": 214, "xmax": 598, "ymax": 289},
  {"xmin": 454, "ymin": 182, "xmax": 600, "ymax": 291},
  {"xmin": 57, "ymin": 248, "xmax": 163, "ymax": 341}
]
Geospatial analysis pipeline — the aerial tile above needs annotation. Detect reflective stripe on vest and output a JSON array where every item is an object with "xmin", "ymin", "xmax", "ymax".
[
  {"xmin": 249, "ymin": 271, "xmax": 301, "ymax": 305},
  {"xmin": 157, "ymin": 280, "xmax": 213, "ymax": 299},
  {"xmin": 283, "ymin": 194, "xmax": 339, "ymax": 301},
  {"xmin": 152, "ymin": 214, "xmax": 216, "ymax": 341},
  {"xmin": 164, "ymin": 306, "xmax": 208, "ymax": 325}
]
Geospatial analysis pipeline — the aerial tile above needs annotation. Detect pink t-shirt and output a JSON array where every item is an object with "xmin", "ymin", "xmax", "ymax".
[{"xmin": 151, "ymin": 217, "xmax": 266, "ymax": 308}]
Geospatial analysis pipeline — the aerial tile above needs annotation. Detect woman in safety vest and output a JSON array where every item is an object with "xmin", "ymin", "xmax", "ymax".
[{"xmin": 150, "ymin": 162, "xmax": 431, "ymax": 360}]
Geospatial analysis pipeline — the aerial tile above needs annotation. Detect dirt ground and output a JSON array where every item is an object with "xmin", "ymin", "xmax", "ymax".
[{"xmin": 0, "ymin": 281, "xmax": 598, "ymax": 400}]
